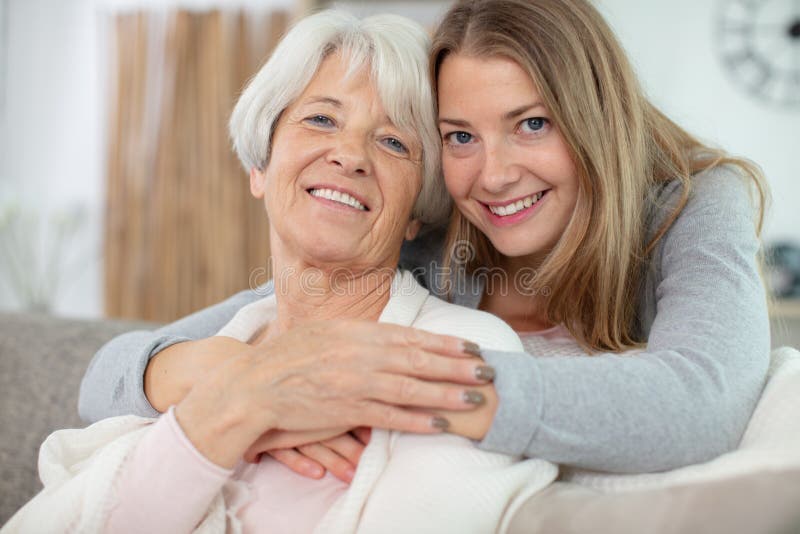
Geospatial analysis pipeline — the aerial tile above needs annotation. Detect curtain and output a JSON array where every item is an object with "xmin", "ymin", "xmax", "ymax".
[{"xmin": 104, "ymin": 9, "xmax": 288, "ymax": 322}]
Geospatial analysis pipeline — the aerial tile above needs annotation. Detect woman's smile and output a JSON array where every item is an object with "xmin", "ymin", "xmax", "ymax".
[
  {"xmin": 306, "ymin": 186, "xmax": 370, "ymax": 212},
  {"xmin": 479, "ymin": 189, "xmax": 551, "ymax": 227}
]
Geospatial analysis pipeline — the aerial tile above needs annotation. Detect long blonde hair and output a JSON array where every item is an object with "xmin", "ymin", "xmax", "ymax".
[{"xmin": 432, "ymin": 0, "xmax": 768, "ymax": 352}]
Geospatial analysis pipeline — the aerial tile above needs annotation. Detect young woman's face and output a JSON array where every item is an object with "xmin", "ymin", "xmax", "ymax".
[{"xmin": 438, "ymin": 54, "xmax": 579, "ymax": 261}]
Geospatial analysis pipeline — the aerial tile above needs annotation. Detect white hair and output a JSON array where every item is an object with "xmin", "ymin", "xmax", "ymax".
[{"xmin": 229, "ymin": 10, "xmax": 449, "ymax": 226}]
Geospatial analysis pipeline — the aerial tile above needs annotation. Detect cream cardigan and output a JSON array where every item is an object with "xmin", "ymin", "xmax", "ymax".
[{"xmin": 4, "ymin": 271, "xmax": 558, "ymax": 533}]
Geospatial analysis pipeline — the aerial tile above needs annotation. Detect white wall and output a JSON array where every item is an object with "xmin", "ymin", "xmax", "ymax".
[
  {"xmin": 0, "ymin": 0, "xmax": 105, "ymax": 317},
  {"xmin": 597, "ymin": 0, "xmax": 799, "ymax": 242}
]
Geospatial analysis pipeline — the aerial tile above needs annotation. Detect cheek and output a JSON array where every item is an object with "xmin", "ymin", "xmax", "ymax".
[
  {"xmin": 396, "ymin": 163, "xmax": 424, "ymax": 210},
  {"xmin": 442, "ymin": 156, "xmax": 474, "ymax": 199}
]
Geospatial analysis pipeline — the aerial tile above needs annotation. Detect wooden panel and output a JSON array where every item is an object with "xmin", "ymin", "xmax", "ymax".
[{"xmin": 104, "ymin": 10, "xmax": 288, "ymax": 322}]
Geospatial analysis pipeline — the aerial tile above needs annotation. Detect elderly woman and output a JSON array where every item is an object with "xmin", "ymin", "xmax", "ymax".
[{"xmin": 4, "ymin": 11, "xmax": 554, "ymax": 534}]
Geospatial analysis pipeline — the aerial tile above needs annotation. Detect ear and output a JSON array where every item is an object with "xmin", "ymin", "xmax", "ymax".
[
  {"xmin": 249, "ymin": 167, "xmax": 267, "ymax": 199},
  {"xmin": 404, "ymin": 219, "xmax": 422, "ymax": 241}
]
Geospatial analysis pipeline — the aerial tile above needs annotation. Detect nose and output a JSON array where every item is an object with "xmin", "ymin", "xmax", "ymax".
[
  {"xmin": 479, "ymin": 141, "xmax": 522, "ymax": 194},
  {"xmin": 326, "ymin": 135, "xmax": 372, "ymax": 177}
]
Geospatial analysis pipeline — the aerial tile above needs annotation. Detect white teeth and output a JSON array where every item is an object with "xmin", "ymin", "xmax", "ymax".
[
  {"xmin": 488, "ymin": 191, "xmax": 545, "ymax": 216},
  {"xmin": 309, "ymin": 188, "xmax": 367, "ymax": 211}
]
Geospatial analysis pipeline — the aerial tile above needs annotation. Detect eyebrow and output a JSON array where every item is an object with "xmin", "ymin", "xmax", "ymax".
[
  {"xmin": 438, "ymin": 102, "xmax": 546, "ymax": 127},
  {"xmin": 301, "ymin": 95, "xmax": 412, "ymax": 139},
  {"xmin": 303, "ymin": 96, "xmax": 342, "ymax": 107},
  {"xmin": 504, "ymin": 102, "xmax": 545, "ymax": 120}
]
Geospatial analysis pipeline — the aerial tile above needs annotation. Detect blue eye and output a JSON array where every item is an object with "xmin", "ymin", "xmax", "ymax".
[
  {"xmin": 306, "ymin": 115, "xmax": 334, "ymax": 127},
  {"xmin": 446, "ymin": 131, "xmax": 473, "ymax": 145},
  {"xmin": 520, "ymin": 117, "xmax": 548, "ymax": 133},
  {"xmin": 382, "ymin": 137, "xmax": 408, "ymax": 154}
]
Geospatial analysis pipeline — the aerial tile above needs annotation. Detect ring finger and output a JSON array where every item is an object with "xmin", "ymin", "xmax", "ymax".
[{"xmin": 297, "ymin": 442, "xmax": 357, "ymax": 483}]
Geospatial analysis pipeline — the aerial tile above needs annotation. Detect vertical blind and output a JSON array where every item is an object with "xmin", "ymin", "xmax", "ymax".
[{"xmin": 104, "ymin": 9, "xmax": 288, "ymax": 322}]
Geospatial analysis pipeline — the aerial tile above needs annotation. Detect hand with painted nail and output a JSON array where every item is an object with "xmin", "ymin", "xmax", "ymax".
[
  {"xmin": 175, "ymin": 320, "xmax": 492, "ymax": 469},
  {"xmin": 432, "ymin": 382, "xmax": 500, "ymax": 440}
]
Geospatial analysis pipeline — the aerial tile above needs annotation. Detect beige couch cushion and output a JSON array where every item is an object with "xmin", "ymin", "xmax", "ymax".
[{"xmin": 508, "ymin": 468, "xmax": 800, "ymax": 534}]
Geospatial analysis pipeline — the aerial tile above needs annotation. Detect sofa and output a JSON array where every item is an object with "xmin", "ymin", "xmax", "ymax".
[
  {"xmin": 0, "ymin": 312, "xmax": 154, "ymax": 524},
  {"xmin": 2, "ymin": 311, "xmax": 800, "ymax": 533}
]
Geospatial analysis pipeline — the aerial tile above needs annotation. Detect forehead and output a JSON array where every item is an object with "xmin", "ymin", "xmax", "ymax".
[
  {"xmin": 437, "ymin": 54, "xmax": 540, "ymax": 109},
  {"xmin": 295, "ymin": 52, "xmax": 378, "ymax": 107}
]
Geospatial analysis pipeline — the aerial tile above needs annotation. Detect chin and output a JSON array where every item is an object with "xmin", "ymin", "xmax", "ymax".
[
  {"xmin": 291, "ymin": 232, "xmax": 355, "ymax": 263},
  {"xmin": 484, "ymin": 232, "xmax": 549, "ymax": 261}
]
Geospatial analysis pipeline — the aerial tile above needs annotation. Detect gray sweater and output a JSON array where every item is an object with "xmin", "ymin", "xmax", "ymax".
[{"xmin": 78, "ymin": 167, "xmax": 770, "ymax": 473}]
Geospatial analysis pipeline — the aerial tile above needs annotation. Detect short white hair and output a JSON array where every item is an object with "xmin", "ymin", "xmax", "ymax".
[{"xmin": 229, "ymin": 10, "xmax": 449, "ymax": 226}]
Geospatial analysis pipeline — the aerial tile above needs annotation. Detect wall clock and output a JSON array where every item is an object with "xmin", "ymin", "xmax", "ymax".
[{"xmin": 716, "ymin": 0, "xmax": 800, "ymax": 108}]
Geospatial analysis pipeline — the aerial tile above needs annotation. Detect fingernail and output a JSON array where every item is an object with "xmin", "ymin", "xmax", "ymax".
[
  {"xmin": 463, "ymin": 341, "xmax": 482, "ymax": 357},
  {"xmin": 431, "ymin": 416, "xmax": 450, "ymax": 430},
  {"xmin": 475, "ymin": 365, "xmax": 495, "ymax": 381},
  {"xmin": 306, "ymin": 463, "xmax": 324, "ymax": 477},
  {"xmin": 344, "ymin": 467, "xmax": 356, "ymax": 481},
  {"xmin": 462, "ymin": 390, "xmax": 485, "ymax": 405}
]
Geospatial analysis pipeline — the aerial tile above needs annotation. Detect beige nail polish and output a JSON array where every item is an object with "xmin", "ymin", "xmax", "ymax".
[
  {"xmin": 475, "ymin": 365, "xmax": 495, "ymax": 381},
  {"xmin": 463, "ymin": 390, "xmax": 486, "ymax": 405},
  {"xmin": 463, "ymin": 341, "xmax": 482, "ymax": 357},
  {"xmin": 431, "ymin": 416, "xmax": 450, "ymax": 430}
]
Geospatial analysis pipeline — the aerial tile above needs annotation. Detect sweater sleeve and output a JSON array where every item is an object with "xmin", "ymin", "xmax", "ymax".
[
  {"xmin": 78, "ymin": 285, "xmax": 270, "ymax": 423},
  {"xmin": 104, "ymin": 407, "xmax": 232, "ymax": 534},
  {"xmin": 477, "ymin": 169, "xmax": 771, "ymax": 473}
]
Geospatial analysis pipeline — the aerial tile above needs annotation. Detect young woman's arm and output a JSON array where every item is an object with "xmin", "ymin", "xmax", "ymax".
[
  {"xmin": 79, "ymin": 228, "xmax": 446, "ymax": 424},
  {"xmin": 475, "ymin": 167, "xmax": 770, "ymax": 472},
  {"xmin": 78, "ymin": 286, "xmax": 267, "ymax": 422}
]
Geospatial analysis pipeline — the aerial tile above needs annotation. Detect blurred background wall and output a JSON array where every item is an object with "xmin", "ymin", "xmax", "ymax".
[{"xmin": 0, "ymin": 0, "xmax": 798, "ymax": 328}]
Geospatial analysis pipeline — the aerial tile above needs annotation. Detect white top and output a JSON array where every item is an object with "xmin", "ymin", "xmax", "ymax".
[{"xmin": 215, "ymin": 269, "xmax": 558, "ymax": 533}]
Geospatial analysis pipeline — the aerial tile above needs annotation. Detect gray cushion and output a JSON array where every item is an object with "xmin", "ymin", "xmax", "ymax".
[{"xmin": 0, "ymin": 312, "xmax": 153, "ymax": 524}]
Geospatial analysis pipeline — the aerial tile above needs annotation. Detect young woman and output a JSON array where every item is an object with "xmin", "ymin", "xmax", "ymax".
[{"xmin": 79, "ymin": 0, "xmax": 770, "ymax": 480}]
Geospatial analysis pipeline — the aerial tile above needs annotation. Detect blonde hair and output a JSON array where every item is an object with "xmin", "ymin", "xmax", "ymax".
[
  {"xmin": 230, "ymin": 10, "xmax": 450, "ymax": 225},
  {"xmin": 432, "ymin": 0, "xmax": 768, "ymax": 352}
]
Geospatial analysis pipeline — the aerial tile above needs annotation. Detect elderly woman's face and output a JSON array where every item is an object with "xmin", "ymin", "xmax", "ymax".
[{"xmin": 250, "ymin": 52, "xmax": 423, "ymax": 271}]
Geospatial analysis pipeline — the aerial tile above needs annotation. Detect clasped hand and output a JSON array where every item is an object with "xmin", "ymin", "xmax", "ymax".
[{"xmin": 154, "ymin": 320, "xmax": 497, "ymax": 473}]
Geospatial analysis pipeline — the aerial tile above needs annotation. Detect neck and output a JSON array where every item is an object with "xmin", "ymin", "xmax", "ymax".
[
  {"xmin": 265, "ymin": 239, "xmax": 397, "ymax": 340},
  {"xmin": 480, "ymin": 254, "xmax": 553, "ymax": 332}
]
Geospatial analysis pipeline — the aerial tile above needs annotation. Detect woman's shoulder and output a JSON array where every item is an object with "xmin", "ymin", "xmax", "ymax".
[
  {"xmin": 649, "ymin": 164, "xmax": 762, "ymax": 241},
  {"xmin": 413, "ymin": 293, "xmax": 524, "ymax": 353}
]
